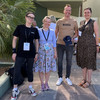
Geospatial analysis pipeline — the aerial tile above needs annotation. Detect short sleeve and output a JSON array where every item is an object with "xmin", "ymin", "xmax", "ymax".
[
  {"xmin": 56, "ymin": 20, "xmax": 59, "ymax": 30},
  {"xmin": 13, "ymin": 25, "xmax": 20, "ymax": 37},
  {"xmin": 34, "ymin": 28, "xmax": 40, "ymax": 39}
]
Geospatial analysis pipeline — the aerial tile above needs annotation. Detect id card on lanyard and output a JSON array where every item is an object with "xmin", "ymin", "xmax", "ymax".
[
  {"xmin": 44, "ymin": 43, "xmax": 50, "ymax": 50},
  {"xmin": 42, "ymin": 29, "xmax": 50, "ymax": 50},
  {"xmin": 23, "ymin": 27, "xmax": 31, "ymax": 51},
  {"xmin": 23, "ymin": 42, "xmax": 30, "ymax": 51}
]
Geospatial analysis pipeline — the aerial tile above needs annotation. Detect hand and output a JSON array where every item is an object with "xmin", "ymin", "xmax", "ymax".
[
  {"xmin": 54, "ymin": 52, "xmax": 57, "ymax": 59},
  {"xmin": 12, "ymin": 53, "xmax": 16, "ymax": 61},
  {"xmin": 34, "ymin": 54, "xmax": 38, "ymax": 62}
]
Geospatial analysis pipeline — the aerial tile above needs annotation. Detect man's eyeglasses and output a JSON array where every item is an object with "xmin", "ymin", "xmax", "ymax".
[{"xmin": 26, "ymin": 16, "xmax": 35, "ymax": 19}]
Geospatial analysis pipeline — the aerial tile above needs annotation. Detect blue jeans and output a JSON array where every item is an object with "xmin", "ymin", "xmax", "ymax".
[{"xmin": 57, "ymin": 44, "xmax": 73, "ymax": 78}]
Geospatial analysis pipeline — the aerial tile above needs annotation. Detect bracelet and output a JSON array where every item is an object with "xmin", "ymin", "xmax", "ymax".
[
  {"xmin": 12, "ymin": 48, "xmax": 16, "ymax": 53},
  {"xmin": 36, "ymin": 52, "xmax": 38, "ymax": 54}
]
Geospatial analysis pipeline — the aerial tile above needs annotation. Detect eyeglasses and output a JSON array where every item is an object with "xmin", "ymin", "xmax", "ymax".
[{"xmin": 26, "ymin": 16, "xmax": 35, "ymax": 19}]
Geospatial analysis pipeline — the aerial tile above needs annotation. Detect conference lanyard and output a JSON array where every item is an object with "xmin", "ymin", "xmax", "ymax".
[
  {"xmin": 42, "ymin": 29, "xmax": 50, "ymax": 41},
  {"xmin": 25, "ymin": 27, "xmax": 32, "ymax": 42}
]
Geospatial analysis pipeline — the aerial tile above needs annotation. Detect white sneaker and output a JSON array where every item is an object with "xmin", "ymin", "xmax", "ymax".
[
  {"xmin": 65, "ymin": 78, "xmax": 72, "ymax": 86},
  {"xmin": 56, "ymin": 78, "xmax": 63, "ymax": 86},
  {"xmin": 29, "ymin": 88, "xmax": 37, "ymax": 96},
  {"xmin": 11, "ymin": 89, "xmax": 20, "ymax": 100}
]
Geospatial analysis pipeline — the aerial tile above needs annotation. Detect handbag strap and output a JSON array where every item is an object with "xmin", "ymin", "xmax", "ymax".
[{"xmin": 84, "ymin": 19, "xmax": 92, "ymax": 28}]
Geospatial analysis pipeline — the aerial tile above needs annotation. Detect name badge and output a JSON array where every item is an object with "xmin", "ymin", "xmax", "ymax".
[
  {"xmin": 44, "ymin": 43, "xmax": 50, "ymax": 50},
  {"xmin": 23, "ymin": 42, "xmax": 30, "ymax": 51}
]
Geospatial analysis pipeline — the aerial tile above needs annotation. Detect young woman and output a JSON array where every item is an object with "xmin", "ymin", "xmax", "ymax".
[
  {"xmin": 76, "ymin": 8, "xmax": 99, "ymax": 88},
  {"xmin": 35, "ymin": 16, "xmax": 57, "ymax": 91}
]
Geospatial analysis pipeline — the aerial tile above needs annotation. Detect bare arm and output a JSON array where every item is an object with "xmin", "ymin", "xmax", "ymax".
[
  {"xmin": 12, "ymin": 36, "xmax": 18, "ymax": 61},
  {"xmin": 35, "ymin": 39, "xmax": 39, "ymax": 53},
  {"xmin": 55, "ymin": 28, "xmax": 59, "ymax": 38},
  {"xmin": 94, "ymin": 21, "xmax": 99, "ymax": 52},
  {"xmin": 34, "ymin": 39, "xmax": 39, "ymax": 62},
  {"xmin": 73, "ymin": 21, "xmax": 79, "ymax": 39},
  {"xmin": 12, "ymin": 36, "xmax": 18, "ymax": 48},
  {"xmin": 73, "ymin": 28, "xmax": 78, "ymax": 38},
  {"xmin": 54, "ymin": 47, "xmax": 57, "ymax": 59}
]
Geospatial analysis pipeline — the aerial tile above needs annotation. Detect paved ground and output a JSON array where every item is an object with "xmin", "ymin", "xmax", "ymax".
[{"xmin": 1, "ymin": 53, "xmax": 100, "ymax": 100}]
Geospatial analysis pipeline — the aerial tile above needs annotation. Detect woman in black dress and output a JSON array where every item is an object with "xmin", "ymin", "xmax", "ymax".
[{"xmin": 76, "ymin": 8, "xmax": 99, "ymax": 88}]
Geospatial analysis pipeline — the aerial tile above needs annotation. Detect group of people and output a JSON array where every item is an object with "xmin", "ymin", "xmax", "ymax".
[{"xmin": 11, "ymin": 4, "xmax": 99, "ymax": 100}]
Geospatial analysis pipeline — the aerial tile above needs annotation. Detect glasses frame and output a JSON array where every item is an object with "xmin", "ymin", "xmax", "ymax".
[{"xmin": 26, "ymin": 16, "xmax": 35, "ymax": 20}]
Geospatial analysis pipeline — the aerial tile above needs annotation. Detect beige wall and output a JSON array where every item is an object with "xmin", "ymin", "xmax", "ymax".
[
  {"xmin": 83, "ymin": 0, "xmax": 100, "ymax": 17},
  {"xmin": 83, "ymin": 0, "xmax": 100, "ymax": 36},
  {"xmin": 48, "ymin": 10, "xmax": 64, "ymax": 18}
]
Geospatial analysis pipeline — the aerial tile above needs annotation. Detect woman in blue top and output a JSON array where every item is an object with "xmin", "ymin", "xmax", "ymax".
[{"xmin": 35, "ymin": 16, "xmax": 57, "ymax": 91}]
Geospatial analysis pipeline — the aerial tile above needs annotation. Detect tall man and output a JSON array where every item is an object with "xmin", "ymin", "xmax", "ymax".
[
  {"xmin": 55, "ymin": 4, "xmax": 78, "ymax": 86},
  {"xmin": 11, "ymin": 12, "xmax": 39, "ymax": 100}
]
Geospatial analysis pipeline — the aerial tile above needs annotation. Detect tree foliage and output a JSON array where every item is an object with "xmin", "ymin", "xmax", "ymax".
[{"xmin": 0, "ymin": 0, "xmax": 35, "ymax": 57}]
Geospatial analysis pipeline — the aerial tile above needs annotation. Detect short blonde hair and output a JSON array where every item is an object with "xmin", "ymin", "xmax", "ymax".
[
  {"xmin": 50, "ymin": 15, "xmax": 56, "ymax": 23},
  {"xmin": 42, "ymin": 16, "xmax": 51, "ymax": 23}
]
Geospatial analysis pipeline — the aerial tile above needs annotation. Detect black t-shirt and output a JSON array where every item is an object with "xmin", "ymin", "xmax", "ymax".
[{"xmin": 13, "ymin": 25, "xmax": 40, "ymax": 58}]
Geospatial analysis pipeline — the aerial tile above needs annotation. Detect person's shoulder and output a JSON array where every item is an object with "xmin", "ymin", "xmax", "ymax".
[
  {"xmin": 38, "ymin": 28, "xmax": 42, "ymax": 31},
  {"xmin": 91, "ymin": 19, "xmax": 95, "ymax": 23},
  {"xmin": 57, "ymin": 18, "xmax": 64, "ymax": 23},
  {"xmin": 31, "ymin": 26, "xmax": 39, "ymax": 31},
  {"xmin": 50, "ymin": 29, "xmax": 55, "ymax": 35},
  {"xmin": 80, "ymin": 20, "xmax": 85, "ymax": 25},
  {"xmin": 50, "ymin": 29, "xmax": 55, "ymax": 32},
  {"xmin": 32, "ymin": 26, "xmax": 37, "ymax": 29},
  {"xmin": 15, "ymin": 25, "xmax": 24, "ymax": 30},
  {"xmin": 50, "ymin": 22, "xmax": 56, "ymax": 25},
  {"xmin": 17, "ymin": 24, "xmax": 25, "ymax": 28},
  {"xmin": 37, "ymin": 28, "xmax": 42, "ymax": 33},
  {"xmin": 70, "ymin": 18, "xmax": 77, "ymax": 23}
]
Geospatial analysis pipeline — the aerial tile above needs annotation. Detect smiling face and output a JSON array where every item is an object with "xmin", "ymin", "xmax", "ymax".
[
  {"xmin": 25, "ymin": 13, "xmax": 35, "ymax": 25},
  {"xmin": 43, "ymin": 17, "xmax": 51, "ymax": 29},
  {"xmin": 64, "ymin": 6, "xmax": 71, "ymax": 18},
  {"xmin": 84, "ymin": 9, "xmax": 92, "ymax": 20}
]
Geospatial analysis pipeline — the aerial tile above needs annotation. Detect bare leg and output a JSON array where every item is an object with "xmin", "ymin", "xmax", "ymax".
[
  {"xmin": 45, "ymin": 71, "xmax": 51, "ymax": 84},
  {"xmin": 87, "ymin": 69, "xmax": 92, "ymax": 83},
  {"xmin": 38, "ymin": 72, "xmax": 45, "ymax": 91},
  {"xmin": 82, "ymin": 69, "xmax": 92, "ymax": 88},
  {"xmin": 82, "ymin": 67, "xmax": 87, "ymax": 80},
  {"xmin": 29, "ymin": 82, "xmax": 33, "ymax": 86},
  {"xmin": 39, "ymin": 72, "xmax": 44, "ymax": 84},
  {"xmin": 44, "ymin": 71, "xmax": 51, "ymax": 90}
]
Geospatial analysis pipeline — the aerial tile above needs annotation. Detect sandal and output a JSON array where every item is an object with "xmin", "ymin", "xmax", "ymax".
[
  {"xmin": 41, "ymin": 84, "xmax": 45, "ymax": 91},
  {"xmin": 79, "ymin": 79, "xmax": 86, "ymax": 86},
  {"xmin": 44, "ymin": 83, "xmax": 50, "ymax": 91},
  {"xmin": 82, "ymin": 81, "xmax": 91, "ymax": 88}
]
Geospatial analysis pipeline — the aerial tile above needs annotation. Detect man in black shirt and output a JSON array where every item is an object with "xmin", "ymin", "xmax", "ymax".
[{"xmin": 11, "ymin": 12, "xmax": 39, "ymax": 100}]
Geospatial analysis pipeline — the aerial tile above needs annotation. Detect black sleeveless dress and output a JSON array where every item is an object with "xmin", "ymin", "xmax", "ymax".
[{"xmin": 76, "ymin": 19, "xmax": 96, "ymax": 70}]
